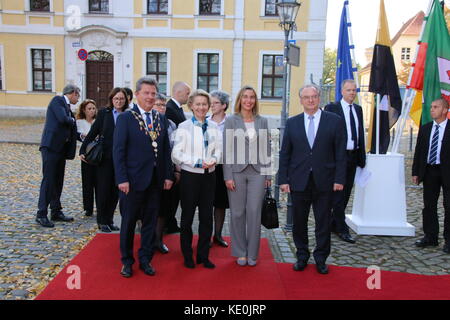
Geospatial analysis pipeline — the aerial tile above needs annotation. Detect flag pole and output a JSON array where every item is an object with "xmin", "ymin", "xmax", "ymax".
[
  {"xmin": 391, "ymin": 0, "xmax": 435, "ymax": 153},
  {"xmin": 376, "ymin": 93, "xmax": 380, "ymax": 154},
  {"xmin": 345, "ymin": 0, "xmax": 362, "ymax": 104}
]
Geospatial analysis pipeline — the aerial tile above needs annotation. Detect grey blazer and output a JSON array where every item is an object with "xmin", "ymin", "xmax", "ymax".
[{"xmin": 222, "ymin": 114, "xmax": 271, "ymax": 181}]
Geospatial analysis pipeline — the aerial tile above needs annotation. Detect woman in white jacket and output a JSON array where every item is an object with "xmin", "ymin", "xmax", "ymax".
[{"xmin": 172, "ymin": 89, "xmax": 222, "ymax": 269}]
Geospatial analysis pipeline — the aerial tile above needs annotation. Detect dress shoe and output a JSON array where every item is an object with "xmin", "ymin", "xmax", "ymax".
[
  {"xmin": 213, "ymin": 236, "xmax": 229, "ymax": 248},
  {"xmin": 247, "ymin": 258, "xmax": 257, "ymax": 267},
  {"xmin": 83, "ymin": 210, "xmax": 93, "ymax": 217},
  {"xmin": 415, "ymin": 237, "xmax": 438, "ymax": 248},
  {"xmin": 338, "ymin": 232, "xmax": 356, "ymax": 244},
  {"xmin": 184, "ymin": 258, "xmax": 195, "ymax": 269},
  {"xmin": 139, "ymin": 263, "xmax": 156, "ymax": 276},
  {"xmin": 51, "ymin": 212, "xmax": 74, "ymax": 222},
  {"xmin": 36, "ymin": 217, "xmax": 55, "ymax": 228},
  {"xmin": 108, "ymin": 224, "xmax": 120, "ymax": 231},
  {"xmin": 156, "ymin": 243, "xmax": 169, "ymax": 254},
  {"xmin": 197, "ymin": 259, "xmax": 215, "ymax": 269},
  {"xmin": 316, "ymin": 263, "xmax": 329, "ymax": 275},
  {"xmin": 293, "ymin": 260, "xmax": 307, "ymax": 271},
  {"xmin": 236, "ymin": 257, "xmax": 247, "ymax": 266},
  {"xmin": 443, "ymin": 243, "xmax": 450, "ymax": 254},
  {"xmin": 120, "ymin": 265, "xmax": 132, "ymax": 278},
  {"xmin": 98, "ymin": 224, "xmax": 112, "ymax": 233}
]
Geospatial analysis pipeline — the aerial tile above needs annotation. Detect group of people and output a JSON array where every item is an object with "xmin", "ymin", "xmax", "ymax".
[{"xmin": 35, "ymin": 75, "xmax": 450, "ymax": 279}]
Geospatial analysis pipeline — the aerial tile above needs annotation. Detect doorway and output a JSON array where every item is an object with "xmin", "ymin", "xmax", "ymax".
[{"xmin": 86, "ymin": 51, "xmax": 114, "ymax": 108}]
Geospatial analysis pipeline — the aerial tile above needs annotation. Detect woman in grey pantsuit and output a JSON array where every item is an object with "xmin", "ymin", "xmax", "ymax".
[{"xmin": 223, "ymin": 86, "xmax": 272, "ymax": 267}]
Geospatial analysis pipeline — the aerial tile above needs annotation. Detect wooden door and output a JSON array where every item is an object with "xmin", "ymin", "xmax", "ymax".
[{"xmin": 86, "ymin": 51, "xmax": 113, "ymax": 109}]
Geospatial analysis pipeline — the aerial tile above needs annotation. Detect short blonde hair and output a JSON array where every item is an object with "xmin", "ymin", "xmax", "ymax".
[
  {"xmin": 187, "ymin": 89, "xmax": 211, "ymax": 109},
  {"xmin": 233, "ymin": 85, "xmax": 259, "ymax": 116}
]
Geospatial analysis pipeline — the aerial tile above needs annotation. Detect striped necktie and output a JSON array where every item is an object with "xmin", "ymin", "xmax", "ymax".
[{"xmin": 428, "ymin": 124, "xmax": 440, "ymax": 164}]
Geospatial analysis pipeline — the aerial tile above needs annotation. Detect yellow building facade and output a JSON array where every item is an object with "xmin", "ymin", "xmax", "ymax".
[{"xmin": 0, "ymin": 0, "xmax": 328, "ymax": 119}]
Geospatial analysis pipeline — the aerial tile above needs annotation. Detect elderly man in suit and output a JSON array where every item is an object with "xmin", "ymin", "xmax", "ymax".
[
  {"xmin": 324, "ymin": 79, "xmax": 366, "ymax": 244},
  {"xmin": 113, "ymin": 77, "xmax": 174, "ymax": 278},
  {"xmin": 164, "ymin": 81, "xmax": 191, "ymax": 234},
  {"xmin": 279, "ymin": 84, "xmax": 346, "ymax": 274},
  {"xmin": 36, "ymin": 84, "xmax": 79, "ymax": 228},
  {"xmin": 412, "ymin": 98, "xmax": 450, "ymax": 254}
]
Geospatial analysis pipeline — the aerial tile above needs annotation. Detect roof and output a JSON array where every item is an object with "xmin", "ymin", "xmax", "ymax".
[{"xmin": 391, "ymin": 11, "xmax": 424, "ymax": 45}]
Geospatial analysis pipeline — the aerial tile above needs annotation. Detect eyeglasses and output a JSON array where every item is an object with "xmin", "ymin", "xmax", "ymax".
[
  {"xmin": 154, "ymin": 103, "xmax": 166, "ymax": 107},
  {"xmin": 113, "ymin": 97, "xmax": 126, "ymax": 101}
]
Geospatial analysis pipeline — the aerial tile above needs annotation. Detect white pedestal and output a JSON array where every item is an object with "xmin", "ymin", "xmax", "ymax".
[{"xmin": 346, "ymin": 153, "xmax": 415, "ymax": 236}]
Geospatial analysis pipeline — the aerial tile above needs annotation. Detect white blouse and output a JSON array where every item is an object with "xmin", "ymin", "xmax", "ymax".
[{"xmin": 76, "ymin": 119, "xmax": 95, "ymax": 140}]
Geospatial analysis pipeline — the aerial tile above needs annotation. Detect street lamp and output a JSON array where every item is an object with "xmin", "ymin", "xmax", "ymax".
[{"xmin": 275, "ymin": 0, "xmax": 301, "ymax": 232}]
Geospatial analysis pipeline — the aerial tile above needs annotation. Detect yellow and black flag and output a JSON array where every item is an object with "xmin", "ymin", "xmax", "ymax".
[{"xmin": 367, "ymin": 0, "xmax": 402, "ymax": 154}]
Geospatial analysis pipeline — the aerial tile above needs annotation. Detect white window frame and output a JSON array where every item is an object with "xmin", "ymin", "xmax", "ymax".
[
  {"xmin": 87, "ymin": 0, "xmax": 112, "ymax": 15},
  {"xmin": 401, "ymin": 47, "xmax": 411, "ymax": 61},
  {"xmin": 0, "ymin": 45, "xmax": 5, "ymax": 91},
  {"xmin": 143, "ymin": 48, "xmax": 171, "ymax": 96},
  {"xmin": 195, "ymin": 0, "xmax": 224, "ymax": 16},
  {"xmin": 258, "ymin": 50, "xmax": 283, "ymax": 100},
  {"xmin": 27, "ymin": 45, "xmax": 55, "ymax": 93},
  {"xmin": 144, "ymin": 0, "xmax": 172, "ymax": 15},
  {"xmin": 193, "ymin": 49, "xmax": 223, "ymax": 92}
]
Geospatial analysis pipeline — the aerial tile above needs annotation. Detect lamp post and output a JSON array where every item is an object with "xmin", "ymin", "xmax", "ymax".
[{"xmin": 274, "ymin": 0, "xmax": 301, "ymax": 232}]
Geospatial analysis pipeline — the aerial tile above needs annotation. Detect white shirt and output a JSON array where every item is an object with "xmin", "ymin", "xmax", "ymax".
[
  {"xmin": 76, "ymin": 119, "xmax": 94, "ymax": 139},
  {"xmin": 244, "ymin": 121, "xmax": 257, "ymax": 142},
  {"xmin": 136, "ymin": 104, "xmax": 154, "ymax": 127},
  {"xmin": 428, "ymin": 119, "xmax": 448, "ymax": 164},
  {"xmin": 304, "ymin": 109, "xmax": 322, "ymax": 139},
  {"xmin": 340, "ymin": 99, "xmax": 360, "ymax": 150},
  {"xmin": 209, "ymin": 115, "xmax": 227, "ymax": 134}
]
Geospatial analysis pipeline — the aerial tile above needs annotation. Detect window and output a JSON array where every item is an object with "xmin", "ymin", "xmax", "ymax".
[
  {"xmin": 148, "ymin": 0, "xmax": 168, "ymax": 14},
  {"xmin": 89, "ymin": 0, "xmax": 109, "ymax": 13},
  {"xmin": 199, "ymin": 0, "xmax": 221, "ymax": 15},
  {"xmin": 197, "ymin": 53, "xmax": 219, "ymax": 92},
  {"xmin": 30, "ymin": 0, "xmax": 50, "ymax": 11},
  {"xmin": 146, "ymin": 52, "xmax": 167, "ymax": 94},
  {"xmin": 31, "ymin": 49, "xmax": 52, "ymax": 91},
  {"xmin": 265, "ymin": 0, "xmax": 279, "ymax": 16},
  {"xmin": 261, "ymin": 54, "xmax": 283, "ymax": 99},
  {"xmin": 401, "ymin": 47, "xmax": 411, "ymax": 61}
]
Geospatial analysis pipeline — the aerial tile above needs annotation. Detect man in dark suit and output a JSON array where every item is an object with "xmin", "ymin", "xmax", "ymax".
[
  {"xmin": 279, "ymin": 84, "xmax": 346, "ymax": 274},
  {"xmin": 113, "ymin": 77, "xmax": 174, "ymax": 278},
  {"xmin": 164, "ymin": 81, "xmax": 191, "ymax": 233},
  {"xmin": 324, "ymin": 79, "xmax": 366, "ymax": 244},
  {"xmin": 36, "ymin": 84, "xmax": 79, "ymax": 228},
  {"xmin": 412, "ymin": 98, "xmax": 450, "ymax": 254}
]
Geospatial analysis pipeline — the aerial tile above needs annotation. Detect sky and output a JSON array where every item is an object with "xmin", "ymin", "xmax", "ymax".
[{"xmin": 325, "ymin": 0, "xmax": 432, "ymax": 66}]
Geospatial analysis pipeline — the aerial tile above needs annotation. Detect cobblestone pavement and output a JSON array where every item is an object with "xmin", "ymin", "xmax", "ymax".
[{"xmin": 0, "ymin": 118, "xmax": 449, "ymax": 300}]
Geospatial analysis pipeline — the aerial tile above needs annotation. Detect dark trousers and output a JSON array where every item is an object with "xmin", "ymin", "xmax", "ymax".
[
  {"xmin": 179, "ymin": 170, "xmax": 215, "ymax": 262},
  {"xmin": 96, "ymin": 157, "xmax": 118, "ymax": 225},
  {"xmin": 119, "ymin": 172, "xmax": 160, "ymax": 266},
  {"xmin": 330, "ymin": 151, "xmax": 358, "ymax": 233},
  {"xmin": 37, "ymin": 148, "xmax": 66, "ymax": 217},
  {"xmin": 165, "ymin": 184, "xmax": 180, "ymax": 230},
  {"xmin": 81, "ymin": 161, "xmax": 96, "ymax": 213},
  {"xmin": 422, "ymin": 165, "xmax": 450, "ymax": 242},
  {"xmin": 291, "ymin": 174, "xmax": 333, "ymax": 264}
]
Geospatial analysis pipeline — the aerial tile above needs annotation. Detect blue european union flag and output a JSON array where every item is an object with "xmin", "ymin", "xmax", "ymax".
[{"xmin": 335, "ymin": 1, "xmax": 355, "ymax": 101}]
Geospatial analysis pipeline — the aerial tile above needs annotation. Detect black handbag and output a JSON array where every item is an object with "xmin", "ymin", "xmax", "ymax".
[
  {"xmin": 84, "ymin": 136, "xmax": 103, "ymax": 166},
  {"xmin": 261, "ymin": 188, "xmax": 279, "ymax": 229}
]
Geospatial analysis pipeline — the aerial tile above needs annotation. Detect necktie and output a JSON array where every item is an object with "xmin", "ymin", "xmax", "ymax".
[
  {"xmin": 144, "ymin": 112, "xmax": 152, "ymax": 129},
  {"xmin": 307, "ymin": 115, "xmax": 315, "ymax": 148},
  {"xmin": 349, "ymin": 104, "xmax": 358, "ymax": 150},
  {"xmin": 428, "ymin": 124, "xmax": 440, "ymax": 164}
]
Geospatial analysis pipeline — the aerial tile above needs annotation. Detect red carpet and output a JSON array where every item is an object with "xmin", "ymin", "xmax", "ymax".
[{"xmin": 36, "ymin": 234, "xmax": 450, "ymax": 300}]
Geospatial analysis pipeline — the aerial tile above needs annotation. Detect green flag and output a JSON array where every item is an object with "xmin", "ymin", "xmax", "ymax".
[{"xmin": 421, "ymin": 0, "xmax": 450, "ymax": 124}]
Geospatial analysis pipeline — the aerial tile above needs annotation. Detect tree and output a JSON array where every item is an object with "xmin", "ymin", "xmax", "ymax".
[{"xmin": 322, "ymin": 48, "xmax": 337, "ymax": 85}]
